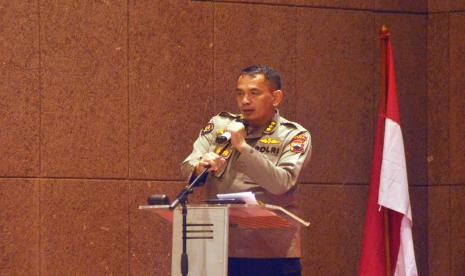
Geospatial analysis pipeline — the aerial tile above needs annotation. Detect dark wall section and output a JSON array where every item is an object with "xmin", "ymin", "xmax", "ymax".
[
  {"xmin": 1, "ymin": 0, "xmax": 464, "ymax": 275},
  {"xmin": 427, "ymin": 4, "xmax": 465, "ymax": 275}
]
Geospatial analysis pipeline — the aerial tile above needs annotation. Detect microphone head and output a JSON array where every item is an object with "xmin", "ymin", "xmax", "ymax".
[
  {"xmin": 216, "ymin": 132, "xmax": 231, "ymax": 143},
  {"xmin": 215, "ymin": 119, "xmax": 248, "ymax": 143}
]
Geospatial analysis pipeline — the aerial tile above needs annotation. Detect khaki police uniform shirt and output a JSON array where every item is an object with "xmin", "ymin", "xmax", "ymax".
[{"xmin": 181, "ymin": 110, "xmax": 312, "ymax": 258}]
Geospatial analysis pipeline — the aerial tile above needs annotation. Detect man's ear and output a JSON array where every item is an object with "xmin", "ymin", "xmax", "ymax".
[{"xmin": 272, "ymin": 90, "xmax": 283, "ymax": 107}]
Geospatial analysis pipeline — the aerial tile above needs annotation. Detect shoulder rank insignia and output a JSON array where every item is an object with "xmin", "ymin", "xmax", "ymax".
[
  {"xmin": 214, "ymin": 145, "xmax": 232, "ymax": 159},
  {"xmin": 263, "ymin": 121, "xmax": 277, "ymax": 134},
  {"xmin": 201, "ymin": 122, "xmax": 214, "ymax": 135},
  {"xmin": 290, "ymin": 134, "xmax": 307, "ymax": 153},
  {"xmin": 259, "ymin": 137, "xmax": 280, "ymax": 144}
]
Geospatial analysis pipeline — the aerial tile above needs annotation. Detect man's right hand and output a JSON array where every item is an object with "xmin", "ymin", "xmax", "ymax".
[{"xmin": 195, "ymin": 152, "xmax": 226, "ymax": 175}]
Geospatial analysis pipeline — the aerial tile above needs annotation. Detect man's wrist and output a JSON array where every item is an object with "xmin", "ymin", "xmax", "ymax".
[
  {"xmin": 236, "ymin": 141, "xmax": 250, "ymax": 153},
  {"xmin": 194, "ymin": 162, "xmax": 204, "ymax": 175}
]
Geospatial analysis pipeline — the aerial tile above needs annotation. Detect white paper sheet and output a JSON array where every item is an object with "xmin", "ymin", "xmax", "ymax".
[{"xmin": 217, "ymin": 191, "xmax": 257, "ymax": 205}]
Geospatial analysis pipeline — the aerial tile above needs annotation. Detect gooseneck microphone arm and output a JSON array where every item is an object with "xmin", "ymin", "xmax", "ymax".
[
  {"xmin": 169, "ymin": 140, "xmax": 232, "ymax": 276},
  {"xmin": 169, "ymin": 119, "xmax": 248, "ymax": 210},
  {"xmin": 169, "ymin": 119, "xmax": 248, "ymax": 276}
]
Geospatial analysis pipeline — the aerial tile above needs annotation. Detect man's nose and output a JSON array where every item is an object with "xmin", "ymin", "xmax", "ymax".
[{"xmin": 241, "ymin": 94, "xmax": 251, "ymax": 104}]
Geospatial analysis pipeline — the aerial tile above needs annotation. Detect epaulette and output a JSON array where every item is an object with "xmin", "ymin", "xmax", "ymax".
[
  {"xmin": 280, "ymin": 117, "xmax": 308, "ymax": 132},
  {"xmin": 218, "ymin": 111, "xmax": 241, "ymax": 119},
  {"xmin": 280, "ymin": 121, "xmax": 298, "ymax": 129}
]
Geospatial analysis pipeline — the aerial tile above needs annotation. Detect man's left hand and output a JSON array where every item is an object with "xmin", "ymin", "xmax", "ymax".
[{"xmin": 225, "ymin": 121, "xmax": 247, "ymax": 152}]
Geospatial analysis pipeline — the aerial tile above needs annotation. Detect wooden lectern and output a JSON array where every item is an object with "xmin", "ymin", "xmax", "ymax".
[{"xmin": 139, "ymin": 204, "xmax": 309, "ymax": 276}]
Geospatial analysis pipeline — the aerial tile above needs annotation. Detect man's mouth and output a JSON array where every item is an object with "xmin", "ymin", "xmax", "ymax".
[{"xmin": 241, "ymin": 109, "xmax": 254, "ymax": 115}]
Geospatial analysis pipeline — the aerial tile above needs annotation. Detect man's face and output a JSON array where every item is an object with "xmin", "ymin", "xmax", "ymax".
[{"xmin": 236, "ymin": 74, "xmax": 277, "ymax": 127}]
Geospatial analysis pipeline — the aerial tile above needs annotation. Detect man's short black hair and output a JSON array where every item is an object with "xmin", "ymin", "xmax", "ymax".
[{"xmin": 240, "ymin": 64, "xmax": 282, "ymax": 90}]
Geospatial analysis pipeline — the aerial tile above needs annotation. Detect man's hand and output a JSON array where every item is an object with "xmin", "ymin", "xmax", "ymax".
[
  {"xmin": 195, "ymin": 152, "xmax": 226, "ymax": 175},
  {"xmin": 225, "ymin": 121, "xmax": 247, "ymax": 152}
]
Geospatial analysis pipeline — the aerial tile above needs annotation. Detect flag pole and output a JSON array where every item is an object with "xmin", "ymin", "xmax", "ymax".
[{"xmin": 379, "ymin": 25, "xmax": 391, "ymax": 276}]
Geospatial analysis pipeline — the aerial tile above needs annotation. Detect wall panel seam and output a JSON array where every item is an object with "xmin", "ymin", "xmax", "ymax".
[
  {"xmin": 38, "ymin": 0, "xmax": 42, "ymax": 179},
  {"xmin": 3, "ymin": 177, "xmax": 463, "ymax": 185},
  {"xmin": 293, "ymin": 6, "xmax": 297, "ymax": 121},
  {"xmin": 193, "ymin": 0, "xmax": 429, "ymax": 15},
  {"xmin": 127, "ymin": 1, "xmax": 131, "ymax": 275},
  {"xmin": 446, "ymin": 13, "xmax": 451, "ymax": 275},
  {"xmin": 127, "ymin": 0, "xmax": 131, "ymax": 181},
  {"xmin": 429, "ymin": 10, "xmax": 465, "ymax": 14},
  {"xmin": 38, "ymin": 0, "xmax": 42, "ymax": 273},
  {"xmin": 213, "ymin": 3, "xmax": 216, "ymax": 113}
]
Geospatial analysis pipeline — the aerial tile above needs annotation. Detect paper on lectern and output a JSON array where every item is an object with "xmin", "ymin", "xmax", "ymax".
[{"xmin": 217, "ymin": 191, "xmax": 257, "ymax": 204}]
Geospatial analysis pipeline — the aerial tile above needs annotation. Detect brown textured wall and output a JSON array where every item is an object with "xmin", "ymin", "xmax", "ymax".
[
  {"xmin": 0, "ymin": 1, "xmax": 40, "ymax": 177},
  {"xmin": 1, "ymin": 0, "xmax": 464, "ymax": 275},
  {"xmin": 40, "ymin": 0, "xmax": 128, "ymax": 178},
  {"xmin": 427, "ymin": 2, "xmax": 465, "ymax": 274}
]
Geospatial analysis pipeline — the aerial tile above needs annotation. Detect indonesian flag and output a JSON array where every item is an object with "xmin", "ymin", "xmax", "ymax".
[{"xmin": 358, "ymin": 28, "xmax": 418, "ymax": 276}]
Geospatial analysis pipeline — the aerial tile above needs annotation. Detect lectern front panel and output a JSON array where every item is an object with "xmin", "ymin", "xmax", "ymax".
[{"xmin": 171, "ymin": 206, "xmax": 229, "ymax": 276}]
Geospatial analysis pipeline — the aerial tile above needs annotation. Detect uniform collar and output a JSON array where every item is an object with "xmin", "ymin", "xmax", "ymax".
[{"xmin": 246, "ymin": 109, "xmax": 280, "ymax": 139}]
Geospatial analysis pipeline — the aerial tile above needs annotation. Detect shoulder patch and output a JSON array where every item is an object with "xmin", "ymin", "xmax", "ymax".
[
  {"xmin": 293, "ymin": 134, "xmax": 307, "ymax": 142},
  {"xmin": 201, "ymin": 122, "xmax": 214, "ymax": 135},
  {"xmin": 290, "ymin": 134, "xmax": 307, "ymax": 153}
]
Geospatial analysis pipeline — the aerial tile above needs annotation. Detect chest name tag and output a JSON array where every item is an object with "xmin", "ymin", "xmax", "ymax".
[{"xmin": 255, "ymin": 146, "xmax": 280, "ymax": 155}]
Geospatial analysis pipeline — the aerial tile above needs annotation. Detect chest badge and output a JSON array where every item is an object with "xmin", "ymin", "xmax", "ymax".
[{"xmin": 259, "ymin": 137, "xmax": 280, "ymax": 145}]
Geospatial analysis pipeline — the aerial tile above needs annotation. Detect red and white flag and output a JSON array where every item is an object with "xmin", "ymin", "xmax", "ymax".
[{"xmin": 358, "ymin": 28, "xmax": 418, "ymax": 276}]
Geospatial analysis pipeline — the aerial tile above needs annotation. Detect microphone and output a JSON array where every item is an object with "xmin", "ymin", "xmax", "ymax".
[
  {"xmin": 216, "ymin": 132, "xmax": 231, "ymax": 144},
  {"xmin": 216, "ymin": 119, "xmax": 248, "ymax": 143}
]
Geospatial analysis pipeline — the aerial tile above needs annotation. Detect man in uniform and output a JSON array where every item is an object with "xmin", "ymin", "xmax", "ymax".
[{"xmin": 181, "ymin": 65, "xmax": 311, "ymax": 276}]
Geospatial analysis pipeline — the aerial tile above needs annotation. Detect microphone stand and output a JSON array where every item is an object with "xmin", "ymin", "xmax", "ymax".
[{"xmin": 169, "ymin": 141, "xmax": 231, "ymax": 276}]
